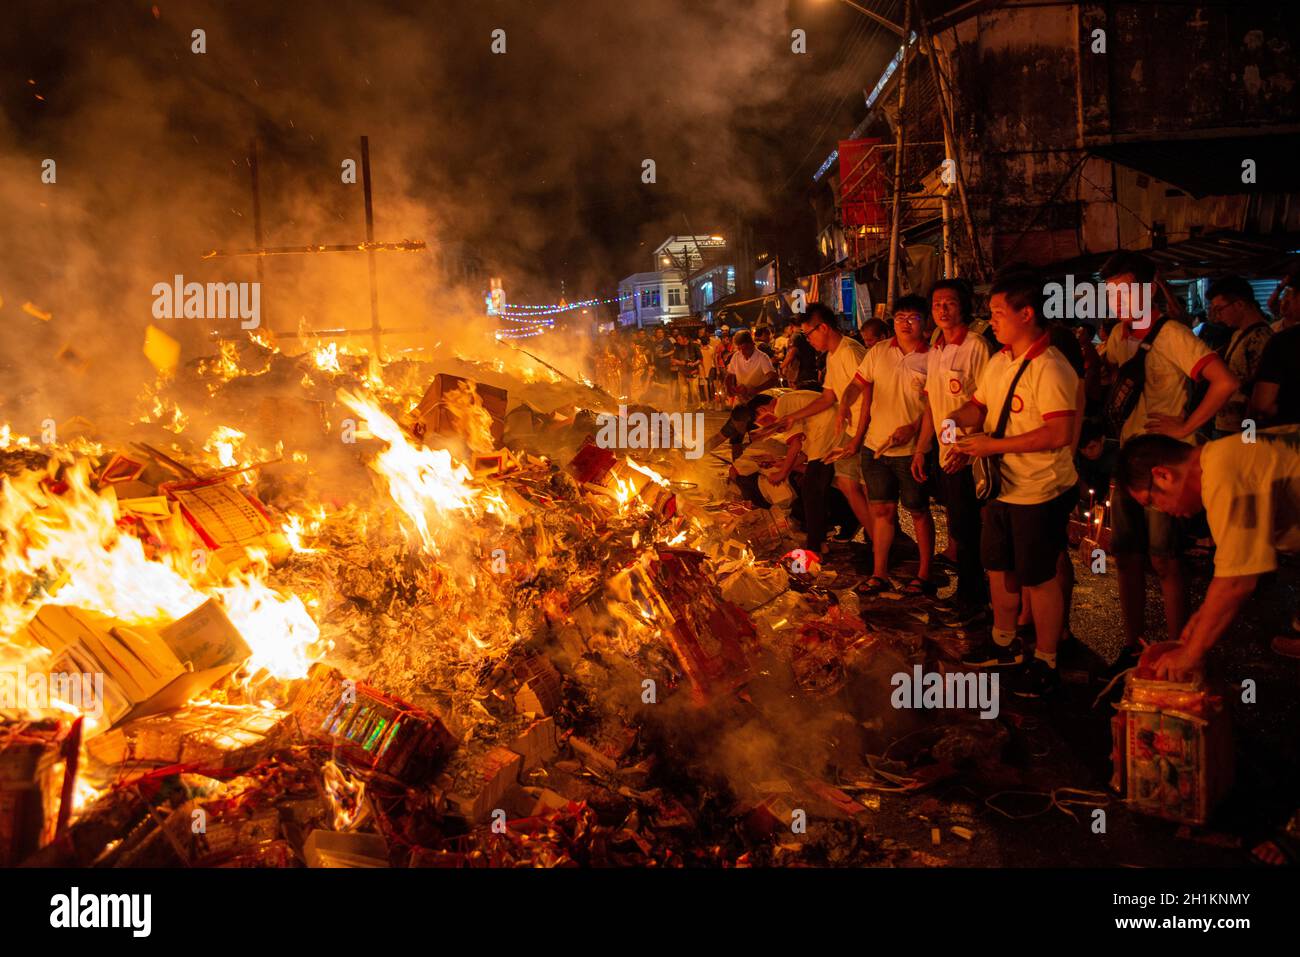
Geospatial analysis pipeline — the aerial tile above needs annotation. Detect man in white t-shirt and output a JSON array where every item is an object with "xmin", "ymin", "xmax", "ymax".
[
  {"xmin": 1099, "ymin": 252, "xmax": 1238, "ymax": 671},
  {"xmin": 774, "ymin": 304, "xmax": 874, "ymax": 542},
  {"xmin": 949, "ymin": 272, "xmax": 1081, "ymax": 697},
  {"xmin": 907, "ymin": 279, "xmax": 993, "ymax": 619},
  {"xmin": 1117, "ymin": 428, "xmax": 1300, "ymax": 678},
  {"xmin": 835, "ymin": 295, "xmax": 935, "ymax": 596},
  {"xmin": 724, "ymin": 330, "xmax": 779, "ymax": 402}
]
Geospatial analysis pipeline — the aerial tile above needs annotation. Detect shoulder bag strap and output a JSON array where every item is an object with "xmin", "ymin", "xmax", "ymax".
[{"xmin": 990, "ymin": 357, "xmax": 1034, "ymax": 439}]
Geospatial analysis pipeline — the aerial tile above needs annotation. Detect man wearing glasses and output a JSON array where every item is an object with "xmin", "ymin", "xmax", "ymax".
[{"xmin": 832, "ymin": 296, "xmax": 935, "ymax": 597}]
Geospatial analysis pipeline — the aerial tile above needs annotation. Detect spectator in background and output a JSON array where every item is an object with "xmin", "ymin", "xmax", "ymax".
[
  {"xmin": 755, "ymin": 326, "xmax": 776, "ymax": 360},
  {"xmin": 859, "ymin": 317, "xmax": 888, "ymax": 349},
  {"xmin": 1251, "ymin": 266, "xmax": 1300, "ymax": 427},
  {"xmin": 1207, "ymin": 276, "xmax": 1273, "ymax": 438},
  {"xmin": 1266, "ymin": 263, "xmax": 1300, "ymax": 333},
  {"xmin": 1099, "ymin": 251, "xmax": 1238, "ymax": 671},
  {"xmin": 725, "ymin": 329, "xmax": 780, "ymax": 403},
  {"xmin": 1075, "ymin": 418, "xmax": 1117, "ymax": 503},
  {"xmin": 713, "ymin": 328, "xmax": 735, "ymax": 409},
  {"xmin": 630, "ymin": 330, "xmax": 651, "ymax": 400},
  {"xmin": 672, "ymin": 329, "xmax": 704, "ymax": 408},
  {"xmin": 698, "ymin": 329, "xmax": 717, "ymax": 407},
  {"xmin": 651, "ymin": 326, "xmax": 676, "ymax": 405},
  {"xmin": 782, "ymin": 325, "xmax": 822, "ymax": 390}
]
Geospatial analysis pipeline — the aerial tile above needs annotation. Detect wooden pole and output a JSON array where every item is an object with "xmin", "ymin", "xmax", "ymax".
[
  {"xmin": 885, "ymin": 1, "xmax": 912, "ymax": 312},
  {"xmin": 360, "ymin": 135, "xmax": 382, "ymax": 361},
  {"xmin": 915, "ymin": 2, "xmax": 988, "ymax": 280}
]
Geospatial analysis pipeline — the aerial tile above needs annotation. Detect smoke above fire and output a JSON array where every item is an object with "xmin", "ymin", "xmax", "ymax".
[{"xmin": 0, "ymin": 0, "xmax": 900, "ymax": 429}]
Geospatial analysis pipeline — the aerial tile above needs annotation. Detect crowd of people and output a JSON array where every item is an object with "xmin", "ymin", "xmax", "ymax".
[
  {"xmin": 716, "ymin": 253, "xmax": 1300, "ymax": 700},
  {"xmin": 590, "ymin": 317, "xmax": 892, "ymax": 411}
]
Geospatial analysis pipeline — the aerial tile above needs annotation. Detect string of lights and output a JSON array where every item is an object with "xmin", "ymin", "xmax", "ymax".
[{"xmin": 497, "ymin": 292, "xmax": 632, "ymax": 317}]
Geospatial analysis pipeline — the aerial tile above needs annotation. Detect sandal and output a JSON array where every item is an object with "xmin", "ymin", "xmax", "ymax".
[
  {"xmin": 901, "ymin": 577, "xmax": 937, "ymax": 597},
  {"xmin": 856, "ymin": 575, "xmax": 890, "ymax": 596}
]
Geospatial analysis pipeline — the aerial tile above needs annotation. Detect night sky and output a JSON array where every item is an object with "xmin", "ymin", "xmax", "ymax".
[{"xmin": 2, "ymin": 0, "xmax": 905, "ymax": 305}]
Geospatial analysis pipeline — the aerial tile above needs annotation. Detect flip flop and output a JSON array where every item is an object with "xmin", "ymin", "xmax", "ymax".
[{"xmin": 901, "ymin": 577, "xmax": 937, "ymax": 597}]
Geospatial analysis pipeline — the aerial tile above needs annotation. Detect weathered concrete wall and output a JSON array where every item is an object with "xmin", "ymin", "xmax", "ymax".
[
  {"xmin": 1080, "ymin": 2, "xmax": 1300, "ymax": 139},
  {"xmin": 945, "ymin": 0, "xmax": 1300, "ymax": 267}
]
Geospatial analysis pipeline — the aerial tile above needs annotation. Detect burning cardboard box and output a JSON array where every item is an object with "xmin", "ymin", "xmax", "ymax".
[
  {"xmin": 291, "ymin": 665, "xmax": 457, "ymax": 782},
  {"xmin": 410, "ymin": 373, "xmax": 507, "ymax": 449},
  {"xmin": 18, "ymin": 600, "xmax": 252, "ymax": 730}
]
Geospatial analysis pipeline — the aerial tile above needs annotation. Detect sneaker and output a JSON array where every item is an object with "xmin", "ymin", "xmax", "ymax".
[
  {"xmin": 962, "ymin": 635, "xmax": 1024, "ymax": 668},
  {"xmin": 1010, "ymin": 657, "xmax": 1061, "ymax": 698}
]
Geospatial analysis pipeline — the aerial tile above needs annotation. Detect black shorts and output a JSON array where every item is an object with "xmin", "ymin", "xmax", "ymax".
[
  {"xmin": 861, "ymin": 448, "xmax": 929, "ymax": 513},
  {"xmin": 980, "ymin": 486, "xmax": 1079, "ymax": 588}
]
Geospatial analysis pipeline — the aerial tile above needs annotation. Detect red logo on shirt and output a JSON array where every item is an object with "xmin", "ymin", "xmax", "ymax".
[
  {"xmin": 948, "ymin": 377, "xmax": 961, "ymax": 394},
  {"xmin": 1010, "ymin": 393, "xmax": 1025, "ymax": 413}
]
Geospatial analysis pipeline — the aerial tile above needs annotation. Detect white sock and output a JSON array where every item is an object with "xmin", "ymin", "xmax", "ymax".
[
  {"xmin": 992, "ymin": 627, "xmax": 1016, "ymax": 647},
  {"xmin": 1035, "ymin": 648, "xmax": 1057, "ymax": 669}
]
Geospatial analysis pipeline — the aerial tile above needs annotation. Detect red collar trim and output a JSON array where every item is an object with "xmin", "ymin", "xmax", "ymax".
[
  {"xmin": 999, "ymin": 331, "xmax": 1052, "ymax": 361},
  {"xmin": 937, "ymin": 325, "xmax": 969, "ymax": 347},
  {"xmin": 891, "ymin": 335, "xmax": 929, "ymax": 354}
]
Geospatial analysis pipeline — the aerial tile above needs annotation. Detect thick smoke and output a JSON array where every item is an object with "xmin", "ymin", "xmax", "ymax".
[{"xmin": 0, "ymin": 0, "xmax": 892, "ymax": 426}]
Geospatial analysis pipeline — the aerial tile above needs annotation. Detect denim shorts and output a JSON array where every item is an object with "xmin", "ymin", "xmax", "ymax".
[{"xmin": 861, "ymin": 447, "xmax": 929, "ymax": 512}]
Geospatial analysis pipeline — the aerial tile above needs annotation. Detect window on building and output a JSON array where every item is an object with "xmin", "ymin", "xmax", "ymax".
[
  {"xmin": 651, "ymin": 288, "xmax": 661, "ymax": 308},
  {"xmin": 641, "ymin": 288, "xmax": 652, "ymax": 308},
  {"xmin": 668, "ymin": 287, "xmax": 681, "ymax": 307}
]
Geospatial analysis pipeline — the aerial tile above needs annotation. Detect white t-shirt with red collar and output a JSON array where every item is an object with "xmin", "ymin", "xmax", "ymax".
[
  {"xmin": 972, "ymin": 332, "xmax": 1080, "ymax": 505},
  {"xmin": 1102, "ymin": 317, "xmax": 1215, "ymax": 446},
  {"xmin": 904, "ymin": 325, "xmax": 992, "ymax": 453},
  {"xmin": 854, "ymin": 337, "xmax": 930, "ymax": 455}
]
